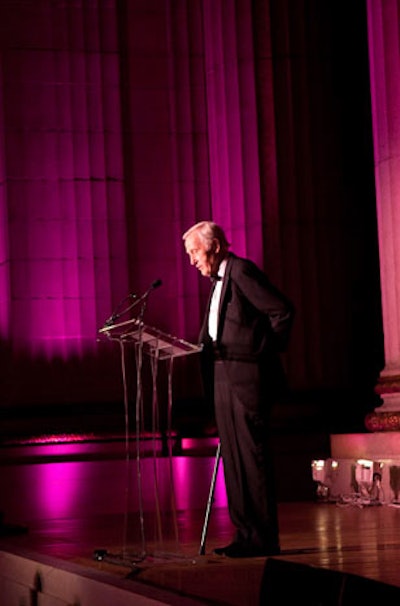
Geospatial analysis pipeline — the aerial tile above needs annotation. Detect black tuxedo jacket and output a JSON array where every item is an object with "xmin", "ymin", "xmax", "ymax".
[{"xmin": 199, "ymin": 253, "xmax": 294, "ymax": 406}]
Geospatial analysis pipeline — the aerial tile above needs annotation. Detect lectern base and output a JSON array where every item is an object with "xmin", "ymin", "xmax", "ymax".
[{"xmin": 92, "ymin": 545, "xmax": 191, "ymax": 571}]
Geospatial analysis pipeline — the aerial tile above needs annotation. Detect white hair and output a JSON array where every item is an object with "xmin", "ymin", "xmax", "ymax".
[{"xmin": 182, "ymin": 221, "xmax": 230, "ymax": 253}]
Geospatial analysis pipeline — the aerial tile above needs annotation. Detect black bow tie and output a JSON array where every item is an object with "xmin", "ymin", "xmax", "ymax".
[{"xmin": 210, "ymin": 274, "xmax": 222, "ymax": 282}]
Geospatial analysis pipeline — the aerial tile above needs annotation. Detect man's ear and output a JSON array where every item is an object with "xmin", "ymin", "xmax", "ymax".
[{"xmin": 212, "ymin": 238, "xmax": 220, "ymax": 253}]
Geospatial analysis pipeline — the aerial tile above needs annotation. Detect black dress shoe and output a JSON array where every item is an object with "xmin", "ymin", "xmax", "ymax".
[
  {"xmin": 213, "ymin": 544, "xmax": 232, "ymax": 556},
  {"xmin": 213, "ymin": 542, "xmax": 280, "ymax": 558}
]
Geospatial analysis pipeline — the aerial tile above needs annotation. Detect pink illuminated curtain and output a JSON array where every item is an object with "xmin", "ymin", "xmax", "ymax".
[
  {"xmin": 202, "ymin": 0, "xmax": 265, "ymax": 260},
  {"xmin": 0, "ymin": 0, "xmax": 280, "ymax": 405},
  {"xmin": 2, "ymin": 0, "xmax": 372, "ymax": 412},
  {"xmin": 121, "ymin": 0, "xmax": 278, "ymax": 347},
  {"xmin": 0, "ymin": 57, "xmax": 9, "ymax": 339},
  {"xmin": 0, "ymin": 0, "xmax": 129, "ymax": 361}
]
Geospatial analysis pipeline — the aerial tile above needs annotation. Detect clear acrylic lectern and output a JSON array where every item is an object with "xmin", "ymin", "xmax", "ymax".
[{"xmin": 96, "ymin": 316, "xmax": 202, "ymax": 567}]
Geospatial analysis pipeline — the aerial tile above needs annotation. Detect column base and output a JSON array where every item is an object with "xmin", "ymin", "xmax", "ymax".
[
  {"xmin": 367, "ymin": 373, "xmax": 400, "ymax": 430},
  {"xmin": 365, "ymin": 410, "xmax": 400, "ymax": 431}
]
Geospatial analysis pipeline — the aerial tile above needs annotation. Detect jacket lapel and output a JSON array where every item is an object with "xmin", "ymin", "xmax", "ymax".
[
  {"xmin": 199, "ymin": 279, "xmax": 216, "ymax": 344},
  {"xmin": 216, "ymin": 254, "xmax": 233, "ymax": 342}
]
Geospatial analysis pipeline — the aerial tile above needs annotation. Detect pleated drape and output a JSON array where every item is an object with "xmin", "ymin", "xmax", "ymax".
[
  {"xmin": 119, "ymin": 0, "xmax": 276, "ymax": 347},
  {"xmin": 0, "ymin": 0, "xmax": 129, "ymax": 359},
  {"xmin": 0, "ymin": 0, "xmax": 380, "ymax": 416}
]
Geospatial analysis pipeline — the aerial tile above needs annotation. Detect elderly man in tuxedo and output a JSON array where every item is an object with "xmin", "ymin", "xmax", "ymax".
[{"xmin": 183, "ymin": 221, "xmax": 294, "ymax": 558}]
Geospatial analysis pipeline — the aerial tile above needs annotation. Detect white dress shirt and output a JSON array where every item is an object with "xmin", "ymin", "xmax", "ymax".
[{"xmin": 208, "ymin": 258, "xmax": 227, "ymax": 341}]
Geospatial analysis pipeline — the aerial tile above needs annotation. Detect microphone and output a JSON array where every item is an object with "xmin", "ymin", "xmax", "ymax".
[
  {"xmin": 103, "ymin": 292, "xmax": 137, "ymax": 327},
  {"xmin": 139, "ymin": 278, "xmax": 162, "ymax": 300},
  {"xmin": 101, "ymin": 281, "xmax": 162, "ymax": 329}
]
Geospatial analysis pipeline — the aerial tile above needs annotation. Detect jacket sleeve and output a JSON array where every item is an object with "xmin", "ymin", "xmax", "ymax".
[{"xmin": 230, "ymin": 258, "xmax": 295, "ymax": 352}]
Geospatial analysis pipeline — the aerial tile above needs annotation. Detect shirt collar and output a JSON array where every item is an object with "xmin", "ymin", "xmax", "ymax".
[
  {"xmin": 217, "ymin": 258, "xmax": 227, "ymax": 279},
  {"xmin": 210, "ymin": 258, "xmax": 227, "ymax": 282}
]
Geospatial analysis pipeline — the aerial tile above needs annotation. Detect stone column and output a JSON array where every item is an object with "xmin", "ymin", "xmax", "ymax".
[{"xmin": 365, "ymin": 0, "xmax": 400, "ymax": 431}]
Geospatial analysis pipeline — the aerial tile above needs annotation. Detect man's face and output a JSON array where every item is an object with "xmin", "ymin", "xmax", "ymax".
[{"xmin": 184, "ymin": 232, "xmax": 217, "ymax": 277}]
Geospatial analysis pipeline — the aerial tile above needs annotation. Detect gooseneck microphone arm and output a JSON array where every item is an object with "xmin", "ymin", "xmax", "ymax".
[
  {"xmin": 102, "ymin": 279, "xmax": 163, "ymax": 328},
  {"xmin": 135, "ymin": 279, "xmax": 162, "ymax": 323},
  {"xmin": 129, "ymin": 279, "xmax": 162, "ymax": 311},
  {"xmin": 103, "ymin": 292, "xmax": 137, "ymax": 327}
]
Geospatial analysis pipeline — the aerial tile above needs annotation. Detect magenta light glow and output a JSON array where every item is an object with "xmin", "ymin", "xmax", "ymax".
[
  {"xmin": 173, "ymin": 455, "xmax": 227, "ymax": 511},
  {"xmin": 1, "ymin": 2, "xmax": 129, "ymax": 360},
  {"xmin": 0, "ymin": 0, "xmax": 280, "ymax": 415}
]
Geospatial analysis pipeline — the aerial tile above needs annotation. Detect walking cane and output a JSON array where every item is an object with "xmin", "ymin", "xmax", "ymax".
[{"xmin": 199, "ymin": 441, "xmax": 222, "ymax": 555}]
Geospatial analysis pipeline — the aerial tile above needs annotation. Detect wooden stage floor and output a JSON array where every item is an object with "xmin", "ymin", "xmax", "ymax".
[{"xmin": 1, "ymin": 438, "xmax": 400, "ymax": 604}]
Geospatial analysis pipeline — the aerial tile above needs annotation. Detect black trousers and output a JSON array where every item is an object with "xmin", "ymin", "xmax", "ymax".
[{"xmin": 214, "ymin": 359, "xmax": 280, "ymax": 550}]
